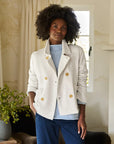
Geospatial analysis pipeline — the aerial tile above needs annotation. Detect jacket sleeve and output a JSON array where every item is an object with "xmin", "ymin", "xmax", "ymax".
[
  {"xmin": 77, "ymin": 47, "xmax": 88, "ymax": 103},
  {"xmin": 27, "ymin": 53, "xmax": 38, "ymax": 95}
]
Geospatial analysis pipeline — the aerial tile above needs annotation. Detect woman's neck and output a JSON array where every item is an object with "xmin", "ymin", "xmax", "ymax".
[{"xmin": 49, "ymin": 39, "xmax": 62, "ymax": 45}]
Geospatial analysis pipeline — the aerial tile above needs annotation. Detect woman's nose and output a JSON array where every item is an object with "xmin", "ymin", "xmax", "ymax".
[{"xmin": 57, "ymin": 28, "xmax": 61, "ymax": 33}]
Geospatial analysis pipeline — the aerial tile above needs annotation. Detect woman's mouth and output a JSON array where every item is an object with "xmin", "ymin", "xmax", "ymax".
[{"xmin": 55, "ymin": 34, "xmax": 62, "ymax": 37}]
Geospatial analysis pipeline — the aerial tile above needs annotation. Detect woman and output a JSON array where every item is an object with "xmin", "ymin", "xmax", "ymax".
[{"xmin": 27, "ymin": 4, "xmax": 88, "ymax": 144}]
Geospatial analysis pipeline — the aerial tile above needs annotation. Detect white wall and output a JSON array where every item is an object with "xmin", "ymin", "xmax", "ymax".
[
  {"xmin": 108, "ymin": 0, "xmax": 114, "ymax": 143},
  {"xmin": 62, "ymin": 0, "xmax": 110, "ymax": 132}
]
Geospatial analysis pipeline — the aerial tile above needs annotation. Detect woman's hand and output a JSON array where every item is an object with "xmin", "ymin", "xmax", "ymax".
[
  {"xmin": 78, "ymin": 104, "xmax": 87, "ymax": 140},
  {"xmin": 30, "ymin": 103, "xmax": 36, "ymax": 115},
  {"xmin": 77, "ymin": 117, "xmax": 87, "ymax": 140},
  {"xmin": 29, "ymin": 92, "xmax": 36, "ymax": 115}
]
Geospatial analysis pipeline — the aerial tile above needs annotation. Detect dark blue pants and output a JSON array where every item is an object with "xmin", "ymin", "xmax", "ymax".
[{"xmin": 35, "ymin": 113, "xmax": 85, "ymax": 144}]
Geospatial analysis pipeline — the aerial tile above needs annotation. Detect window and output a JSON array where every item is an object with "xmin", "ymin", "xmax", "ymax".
[
  {"xmin": 74, "ymin": 11, "xmax": 90, "ymax": 84},
  {"xmin": 61, "ymin": 4, "xmax": 94, "ymax": 92},
  {"xmin": 73, "ymin": 7, "xmax": 94, "ymax": 92}
]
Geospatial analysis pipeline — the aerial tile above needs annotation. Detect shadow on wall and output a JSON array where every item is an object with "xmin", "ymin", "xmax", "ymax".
[{"xmin": 86, "ymin": 103, "xmax": 107, "ymax": 132}]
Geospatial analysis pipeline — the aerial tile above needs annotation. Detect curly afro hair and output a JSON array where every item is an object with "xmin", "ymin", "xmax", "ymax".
[{"xmin": 35, "ymin": 4, "xmax": 80, "ymax": 43}]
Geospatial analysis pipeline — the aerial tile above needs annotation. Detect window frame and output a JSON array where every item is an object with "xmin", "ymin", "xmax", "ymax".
[{"xmin": 62, "ymin": 4, "xmax": 94, "ymax": 92}]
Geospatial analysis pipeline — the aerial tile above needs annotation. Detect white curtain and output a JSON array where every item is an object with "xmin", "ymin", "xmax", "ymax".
[
  {"xmin": 18, "ymin": 0, "xmax": 42, "ymax": 92},
  {"xmin": 48, "ymin": 0, "xmax": 61, "ymax": 4},
  {"xmin": 0, "ymin": 33, "xmax": 3, "ymax": 88},
  {"xmin": 18, "ymin": 0, "xmax": 62, "ymax": 93}
]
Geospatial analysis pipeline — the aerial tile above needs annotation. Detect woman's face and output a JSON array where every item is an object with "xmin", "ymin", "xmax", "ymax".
[{"xmin": 49, "ymin": 18, "xmax": 67, "ymax": 45}]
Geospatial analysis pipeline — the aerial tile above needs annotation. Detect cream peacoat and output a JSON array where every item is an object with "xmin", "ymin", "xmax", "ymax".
[{"xmin": 27, "ymin": 39, "xmax": 88, "ymax": 120}]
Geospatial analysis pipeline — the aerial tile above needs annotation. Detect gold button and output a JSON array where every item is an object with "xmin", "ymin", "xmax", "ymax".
[
  {"xmin": 44, "ymin": 77, "xmax": 48, "ymax": 80},
  {"xmin": 65, "ymin": 72, "xmax": 69, "ymax": 76},
  {"xmin": 45, "ymin": 56, "xmax": 49, "ymax": 60},
  {"xmin": 41, "ymin": 97, "xmax": 44, "ymax": 101},
  {"xmin": 69, "ymin": 94, "xmax": 73, "ymax": 98}
]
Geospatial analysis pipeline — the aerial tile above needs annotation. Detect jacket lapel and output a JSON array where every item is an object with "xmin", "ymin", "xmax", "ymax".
[
  {"xmin": 58, "ymin": 40, "xmax": 71, "ymax": 77},
  {"xmin": 44, "ymin": 39, "xmax": 71, "ymax": 77},
  {"xmin": 44, "ymin": 40, "xmax": 56, "ymax": 73}
]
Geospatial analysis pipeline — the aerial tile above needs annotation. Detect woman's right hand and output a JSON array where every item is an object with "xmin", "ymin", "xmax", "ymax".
[
  {"xmin": 30, "ymin": 104, "xmax": 36, "ymax": 115},
  {"xmin": 28, "ymin": 91, "xmax": 36, "ymax": 115}
]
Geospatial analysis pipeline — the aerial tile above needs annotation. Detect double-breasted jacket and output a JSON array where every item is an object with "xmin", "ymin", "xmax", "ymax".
[{"xmin": 27, "ymin": 39, "xmax": 88, "ymax": 120}]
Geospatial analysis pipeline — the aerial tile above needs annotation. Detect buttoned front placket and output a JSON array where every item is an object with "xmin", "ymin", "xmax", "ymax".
[
  {"xmin": 45, "ymin": 55, "xmax": 60, "ymax": 119},
  {"xmin": 44, "ymin": 39, "xmax": 72, "ymax": 118},
  {"xmin": 55, "ymin": 40, "xmax": 71, "ymax": 116}
]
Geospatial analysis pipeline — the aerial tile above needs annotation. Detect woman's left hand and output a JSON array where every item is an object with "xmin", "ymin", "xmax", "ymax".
[{"xmin": 77, "ymin": 118, "xmax": 87, "ymax": 140}]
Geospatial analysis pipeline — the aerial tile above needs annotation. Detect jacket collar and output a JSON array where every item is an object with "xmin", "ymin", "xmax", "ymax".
[
  {"xmin": 44, "ymin": 39, "xmax": 71, "ymax": 56},
  {"xmin": 44, "ymin": 39, "xmax": 71, "ymax": 77}
]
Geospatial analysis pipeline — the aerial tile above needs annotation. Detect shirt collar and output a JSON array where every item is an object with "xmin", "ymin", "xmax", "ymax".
[{"xmin": 44, "ymin": 39, "xmax": 71, "ymax": 56}]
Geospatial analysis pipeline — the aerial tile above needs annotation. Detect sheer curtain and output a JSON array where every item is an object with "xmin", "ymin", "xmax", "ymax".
[
  {"xmin": 48, "ymin": 0, "xmax": 61, "ymax": 4},
  {"xmin": 18, "ymin": 0, "xmax": 62, "ymax": 95},
  {"xmin": 18, "ymin": 0, "xmax": 42, "ymax": 93}
]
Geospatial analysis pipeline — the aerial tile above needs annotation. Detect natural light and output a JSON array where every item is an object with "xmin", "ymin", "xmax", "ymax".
[{"xmin": 74, "ymin": 11, "xmax": 90, "ymax": 85}]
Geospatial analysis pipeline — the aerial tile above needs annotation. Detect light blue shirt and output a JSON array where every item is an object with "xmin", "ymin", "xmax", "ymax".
[{"xmin": 50, "ymin": 44, "xmax": 86, "ymax": 120}]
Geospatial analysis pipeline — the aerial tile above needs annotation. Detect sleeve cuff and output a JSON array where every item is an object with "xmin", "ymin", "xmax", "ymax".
[
  {"xmin": 26, "ymin": 87, "xmax": 36, "ymax": 96},
  {"xmin": 77, "ymin": 99, "xmax": 86, "ymax": 105}
]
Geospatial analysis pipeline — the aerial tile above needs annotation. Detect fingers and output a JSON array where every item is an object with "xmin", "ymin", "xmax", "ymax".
[
  {"xmin": 78, "ymin": 122, "xmax": 81, "ymax": 134},
  {"xmin": 77, "ymin": 121, "xmax": 87, "ymax": 140},
  {"xmin": 80, "ymin": 126, "xmax": 86, "ymax": 140}
]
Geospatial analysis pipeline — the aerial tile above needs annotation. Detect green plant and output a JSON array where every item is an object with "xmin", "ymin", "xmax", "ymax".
[{"xmin": 0, "ymin": 84, "xmax": 30, "ymax": 124}]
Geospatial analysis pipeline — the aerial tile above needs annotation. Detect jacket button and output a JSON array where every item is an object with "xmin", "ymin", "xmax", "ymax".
[
  {"xmin": 65, "ymin": 72, "xmax": 69, "ymax": 76},
  {"xmin": 45, "ymin": 56, "xmax": 49, "ymax": 60},
  {"xmin": 44, "ymin": 77, "xmax": 48, "ymax": 80},
  {"xmin": 69, "ymin": 94, "xmax": 73, "ymax": 98},
  {"xmin": 41, "ymin": 97, "xmax": 44, "ymax": 101}
]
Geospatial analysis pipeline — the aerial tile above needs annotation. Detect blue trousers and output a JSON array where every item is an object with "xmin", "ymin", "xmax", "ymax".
[{"xmin": 35, "ymin": 113, "xmax": 85, "ymax": 144}]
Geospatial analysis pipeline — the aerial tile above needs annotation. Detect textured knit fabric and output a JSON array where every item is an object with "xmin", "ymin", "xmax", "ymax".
[{"xmin": 50, "ymin": 44, "xmax": 86, "ymax": 120}]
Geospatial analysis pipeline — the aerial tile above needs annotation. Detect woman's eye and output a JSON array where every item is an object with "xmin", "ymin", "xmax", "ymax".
[
  {"xmin": 62, "ymin": 27, "xmax": 67, "ymax": 30},
  {"xmin": 53, "ymin": 25, "xmax": 57, "ymax": 28},
  {"xmin": 51, "ymin": 25, "xmax": 67, "ymax": 31}
]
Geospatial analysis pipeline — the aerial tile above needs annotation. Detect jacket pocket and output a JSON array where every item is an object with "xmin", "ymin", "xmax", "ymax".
[{"xmin": 34, "ymin": 88, "xmax": 43, "ymax": 102}]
